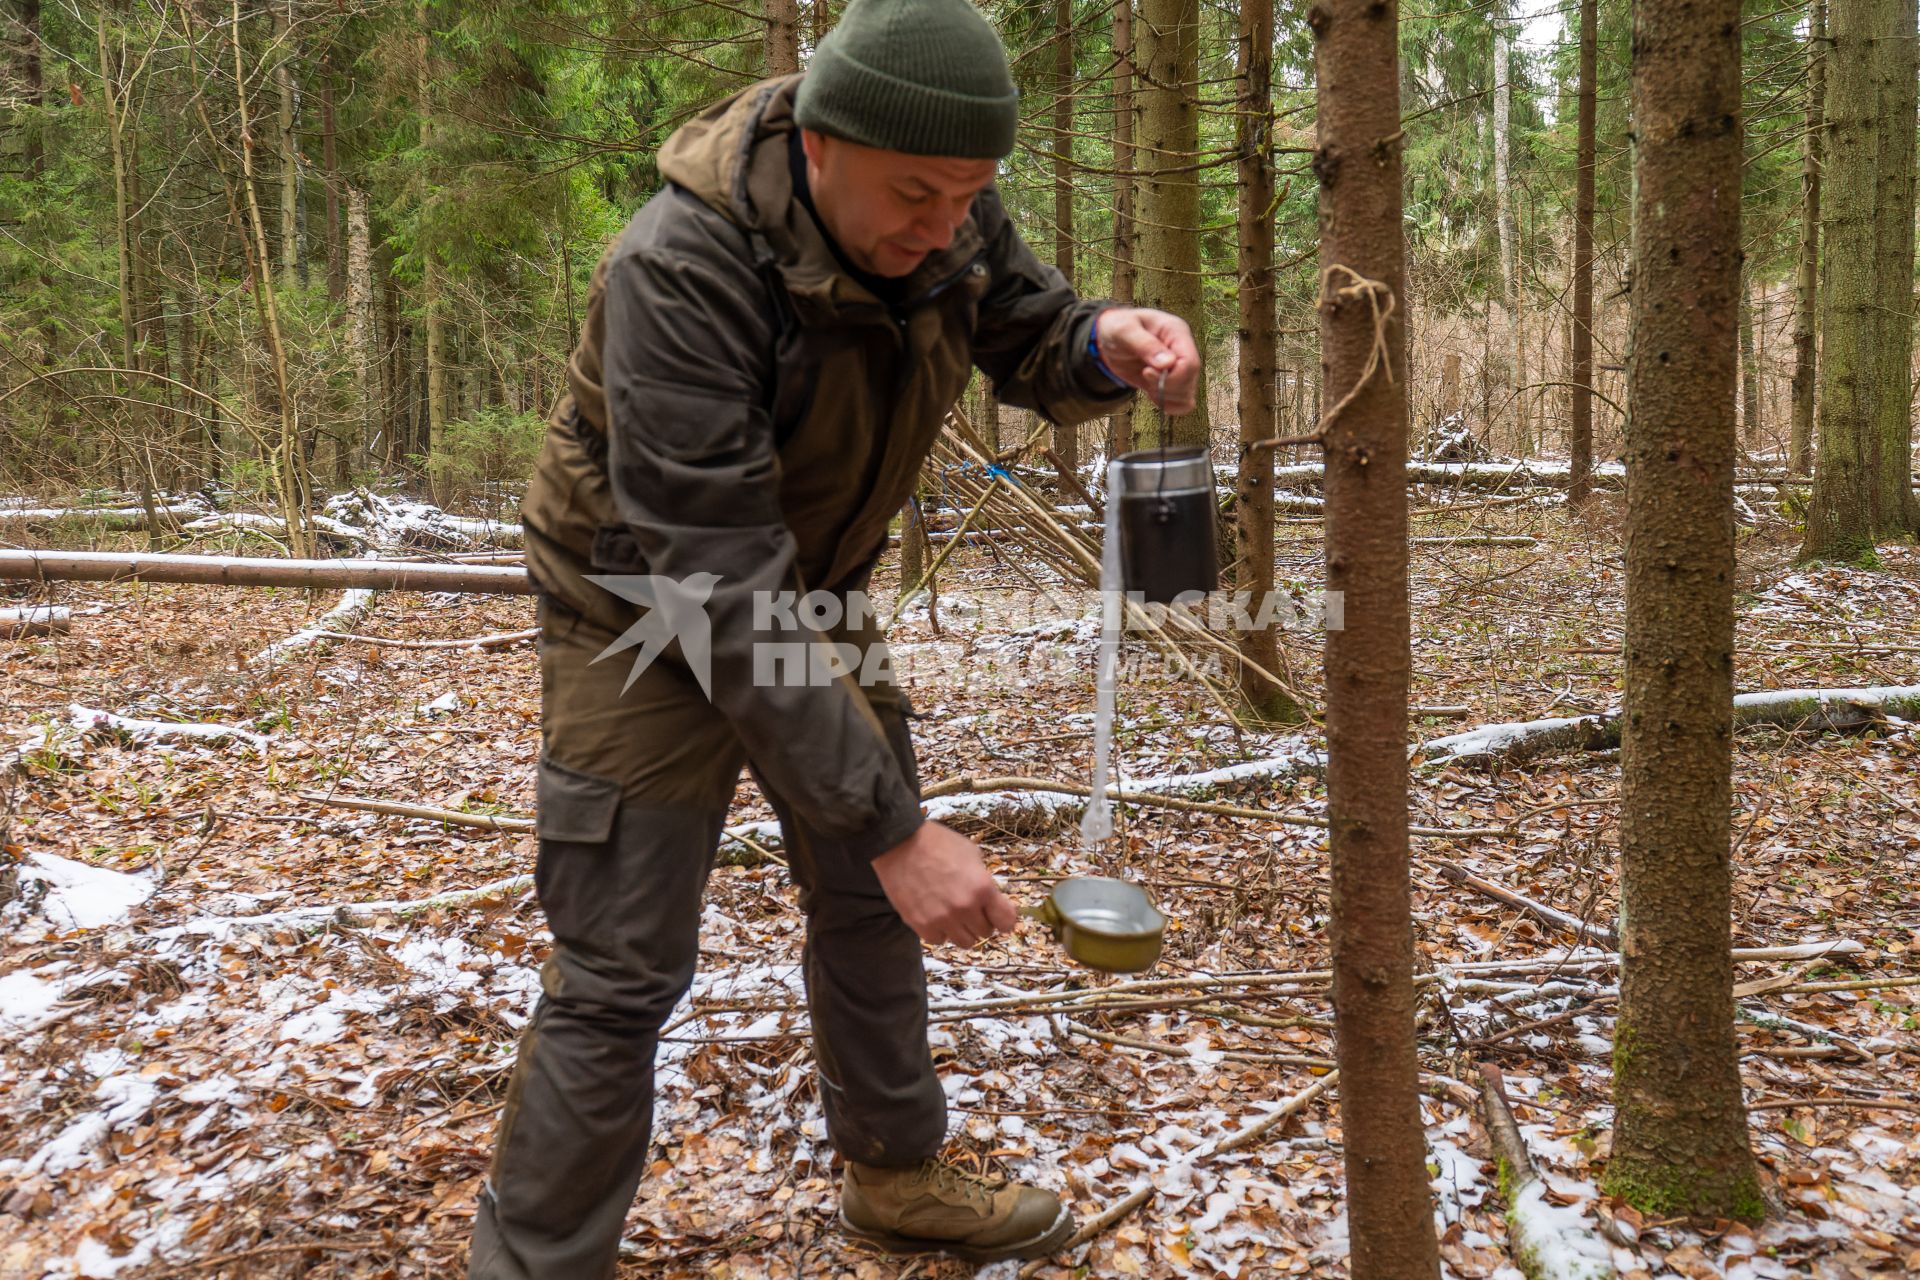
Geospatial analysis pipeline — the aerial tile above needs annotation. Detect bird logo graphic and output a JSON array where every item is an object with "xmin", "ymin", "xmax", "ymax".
[{"xmin": 583, "ymin": 573, "xmax": 723, "ymax": 697}]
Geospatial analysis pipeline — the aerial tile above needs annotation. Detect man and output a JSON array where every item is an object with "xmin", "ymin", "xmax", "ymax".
[{"xmin": 470, "ymin": 0, "xmax": 1200, "ymax": 1274}]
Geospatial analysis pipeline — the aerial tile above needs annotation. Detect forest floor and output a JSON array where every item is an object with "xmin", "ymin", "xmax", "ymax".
[{"xmin": 1, "ymin": 488, "xmax": 1917, "ymax": 1280}]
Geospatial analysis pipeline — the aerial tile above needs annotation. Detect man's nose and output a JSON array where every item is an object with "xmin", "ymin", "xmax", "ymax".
[{"xmin": 914, "ymin": 199, "xmax": 970, "ymax": 250}]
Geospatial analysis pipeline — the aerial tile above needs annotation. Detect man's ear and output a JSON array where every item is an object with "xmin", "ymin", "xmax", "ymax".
[{"xmin": 799, "ymin": 128, "xmax": 827, "ymax": 170}]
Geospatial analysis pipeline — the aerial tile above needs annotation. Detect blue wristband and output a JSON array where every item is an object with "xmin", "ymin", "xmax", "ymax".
[{"xmin": 1088, "ymin": 319, "xmax": 1127, "ymax": 389}]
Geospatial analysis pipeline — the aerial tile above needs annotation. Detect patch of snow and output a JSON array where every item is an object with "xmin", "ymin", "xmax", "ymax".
[
  {"xmin": 0, "ymin": 967, "xmax": 68, "ymax": 1033},
  {"xmin": 1506, "ymin": 1179, "xmax": 1613, "ymax": 1280},
  {"xmin": 18, "ymin": 852, "xmax": 158, "ymax": 930}
]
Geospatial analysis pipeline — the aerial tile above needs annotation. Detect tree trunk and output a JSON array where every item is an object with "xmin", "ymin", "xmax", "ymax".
[
  {"xmin": 1493, "ymin": 14, "xmax": 1523, "ymax": 454},
  {"xmin": 1803, "ymin": 0, "xmax": 1918, "ymax": 557},
  {"xmin": 1570, "ymin": 0, "xmax": 1597, "ymax": 501},
  {"xmin": 1108, "ymin": 0, "xmax": 1137, "ymax": 459},
  {"xmin": 418, "ymin": 3, "xmax": 444, "ymax": 466},
  {"xmin": 1310, "ymin": 2, "xmax": 1440, "ymax": 1275},
  {"xmin": 276, "ymin": 0, "xmax": 302, "ymax": 284},
  {"xmin": 1739, "ymin": 269, "xmax": 1760, "ymax": 449},
  {"xmin": 1791, "ymin": 1, "xmax": 1827, "ymax": 477},
  {"xmin": 1133, "ymin": 0, "xmax": 1209, "ymax": 448},
  {"xmin": 764, "ymin": 0, "xmax": 800, "ymax": 76},
  {"xmin": 1052, "ymin": 0, "xmax": 1078, "ymax": 468},
  {"xmin": 1235, "ymin": 0, "xmax": 1292, "ymax": 722},
  {"xmin": 322, "ymin": 59, "xmax": 344, "ymax": 305},
  {"xmin": 810, "ymin": 0, "xmax": 828, "ymax": 48},
  {"xmin": 899, "ymin": 496, "xmax": 928, "ymax": 595},
  {"xmin": 98, "ymin": 15, "xmax": 139, "ymax": 388},
  {"xmin": 1869, "ymin": 0, "xmax": 1918, "ymax": 530},
  {"xmin": 1602, "ymin": 0, "xmax": 1762, "ymax": 1222},
  {"xmin": 19, "ymin": 0, "xmax": 43, "ymax": 179},
  {"xmin": 347, "ymin": 185, "xmax": 374, "ymax": 474}
]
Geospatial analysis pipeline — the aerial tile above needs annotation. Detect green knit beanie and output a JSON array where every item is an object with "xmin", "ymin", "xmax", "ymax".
[{"xmin": 794, "ymin": 0, "xmax": 1019, "ymax": 159}]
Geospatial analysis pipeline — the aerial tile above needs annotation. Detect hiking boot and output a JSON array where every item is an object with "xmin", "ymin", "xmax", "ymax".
[{"xmin": 839, "ymin": 1158, "xmax": 1075, "ymax": 1264}]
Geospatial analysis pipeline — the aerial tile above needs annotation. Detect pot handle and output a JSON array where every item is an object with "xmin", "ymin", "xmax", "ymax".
[{"xmin": 1019, "ymin": 900, "xmax": 1063, "ymax": 937}]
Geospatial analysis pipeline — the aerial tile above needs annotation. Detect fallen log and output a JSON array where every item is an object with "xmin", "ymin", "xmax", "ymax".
[
  {"xmin": 0, "ymin": 501, "xmax": 207, "ymax": 527},
  {"xmin": 0, "ymin": 550, "xmax": 534, "ymax": 594},
  {"xmin": 0, "ymin": 606, "xmax": 69, "ymax": 638},
  {"xmin": 1420, "ymin": 684, "xmax": 1920, "ymax": 768}
]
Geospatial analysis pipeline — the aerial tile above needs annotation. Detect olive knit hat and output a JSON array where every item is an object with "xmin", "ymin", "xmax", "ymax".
[{"xmin": 793, "ymin": 0, "xmax": 1019, "ymax": 159}]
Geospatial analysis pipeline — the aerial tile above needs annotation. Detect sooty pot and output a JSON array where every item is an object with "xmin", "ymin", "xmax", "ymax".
[{"xmin": 1113, "ymin": 446, "xmax": 1218, "ymax": 605}]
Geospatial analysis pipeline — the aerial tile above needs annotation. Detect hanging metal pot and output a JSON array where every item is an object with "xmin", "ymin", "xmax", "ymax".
[{"xmin": 1113, "ymin": 445, "xmax": 1218, "ymax": 605}]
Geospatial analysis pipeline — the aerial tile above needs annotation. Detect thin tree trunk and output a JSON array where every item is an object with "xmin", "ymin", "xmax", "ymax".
[
  {"xmin": 418, "ymin": 2, "xmax": 443, "ymax": 467},
  {"xmin": 1134, "ymin": 0, "xmax": 1208, "ymax": 448},
  {"xmin": 1804, "ymin": 0, "xmax": 1918, "ymax": 556},
  {"xmin": 899, "ymin": 495, "xmax": 927, "ymax": 595},
  {"xmin": 1236, "ymin": 0, "xmax": 1291, "ymax": 721},
  {"xmin": 1052, "ymin": 0, "xmax": 1078, "ymax": 468},
  {"xmin": 1603, "ymin": 0, "xmax": 1762, "ymax": 1221},
  {"xmin": 1570, "ymin": 0, "xmax": 1597, "ymax": 501},
  {"xmin": 764, "ymin": 0, "xmax": 800, "ymax": 76},
  {"xmin": 347, "ymin": 185, "xmax": 374, "ymax": 475},
  {"xmin": 1493, "ymin": 14, "xmax": 1522, "ymax": 453},
  {"xmin": 276, "ymin": 0, "xmax": 300, "ymax": 283},
  {"xmin": 1739, "ymin": 269, "xmax": 1761, "ymax": 449},
  {"xmin": 322, "ymin": 58, "xmax": 344, "ymax": 305},
  {"xmin": 1311, "ymin": 1, "xmax": 1440, "ymax": 1274},
  {"xmin": 19, "ymin": 0, "xmax": 44, "ymax": 179},
  {"xmin": 1108, "ymin": 0, "xmax": 1137, "ymax": 459},
  {"xmin": 1791, "ymin": 0, "xmax": 1827, "ymax": 476},
  {"xmin": 810, "ymin": 0, "xmax": 828, "ymax": 48}
]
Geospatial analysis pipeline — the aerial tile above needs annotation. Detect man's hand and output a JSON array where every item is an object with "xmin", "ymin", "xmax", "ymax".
[
  {"xmin": 1095, "ymin": 307, "xmax": 1203, "ymax": 415},
  {"xmin": 871, "ymin": 821, "xmax": 1020, "ymax": 947}
]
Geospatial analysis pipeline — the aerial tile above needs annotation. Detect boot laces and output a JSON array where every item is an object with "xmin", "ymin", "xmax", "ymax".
[{"xmin": 921, "ymin": 1159, "xmax": 1005, "ymax": 1201}]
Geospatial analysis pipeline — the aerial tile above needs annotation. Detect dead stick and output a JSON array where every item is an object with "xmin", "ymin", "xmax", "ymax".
[
  {"xmin": 1043, "ymin": 446, "xmax": 1104, "ymax": 518},
  {"xmin": 1746, "ymin": 1096, "xmax": 1920, "ymax": 1113},
  {"xmin": 1437, "ymin": 861, "xmax": 1618, "ymax": 946},
  {"xmin": 924, "ymin": 772, "xmax": 1511, "ymax": 839},
  {"xmin": 323, "ymin": 628, "xmax": 538, "ymax": 650}
]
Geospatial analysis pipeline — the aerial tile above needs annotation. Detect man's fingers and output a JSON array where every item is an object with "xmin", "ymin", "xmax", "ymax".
[{"xmin": 984, "ymin": 890, "xmax": 1019, "ymax": 934}]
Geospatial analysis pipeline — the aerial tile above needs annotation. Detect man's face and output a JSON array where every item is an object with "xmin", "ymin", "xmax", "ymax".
[{"xmin": 800, "ymin": 129, "xmax": 998, "ymax": 278}]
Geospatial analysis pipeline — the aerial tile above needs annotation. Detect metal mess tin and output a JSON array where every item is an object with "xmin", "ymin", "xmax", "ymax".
[
  {"xmin": 1023, "ymin": 876, "xmax": 1167, "ymax": 973},
  {"xmin": 1113, "ymin": 445, "xmax": 1218, "ymax": 605}
]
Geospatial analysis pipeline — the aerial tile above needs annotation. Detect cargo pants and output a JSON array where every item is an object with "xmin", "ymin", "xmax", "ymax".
[{"xmin": 467, "ymin": 596, "xmax": 947, "ymax": 1280}]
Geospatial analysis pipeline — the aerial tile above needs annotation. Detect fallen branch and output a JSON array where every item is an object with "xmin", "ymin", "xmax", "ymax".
[
  {"xmin": 0, "ymin": 501, "xmax": 207, "ymax": 527},
  {"xmin": 323, "ymin": 628, "xmax": 539, "ymax": 651},
  {"xmin": 0, "ymin": 550, "xmax": 535, "ymax": 594},
  {"xmin": 1746, "ymin": 1095, "xmax": 1920, "ymax": 1113},
  {"xmin": 923, "ymin": 773, "xmax": 1508, "ymax": 839},
  {"xmin": 164, "ymin": 873, "xmax": 537, "ymax": 936},
  {"xmin": 183, "ymin": 512, "xmax": 369, "ymax": 548},
  {"xmin": 1422, "ymin": 684, "xmax": 1920, "ymax": 768},
  {"xmin": 0, "ymin": 606, "xmax": 69, "ymax": 638},
  {"xmin": 1437, "ymin": 861, "xmax": 1617, "ymax": 946},
  {"xmin": 68, "ymin": 704, "xmax": 270, "ymax": 754},
  {"xmin": 1478, "ymin": 1062, "xmax": 1615, "ymax": 1280},
  {"xmin": 252, "ymin": 588, "xmax": 379, "ymax": 666}
]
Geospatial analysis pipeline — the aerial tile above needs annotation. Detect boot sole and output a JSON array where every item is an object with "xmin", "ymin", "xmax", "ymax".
[{"xmin": 839, "ymin": 1203, "xmax": 1076, "ymax": 1264}]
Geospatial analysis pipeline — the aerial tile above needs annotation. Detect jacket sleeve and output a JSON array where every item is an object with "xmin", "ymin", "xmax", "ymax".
[
  {"xmin": 600, "ymin": 246, "xmax": 926, "ymax": 861},
  {"xmin": 969, "ymin": 189, "xmax": 1136, "ymax": 427}
]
